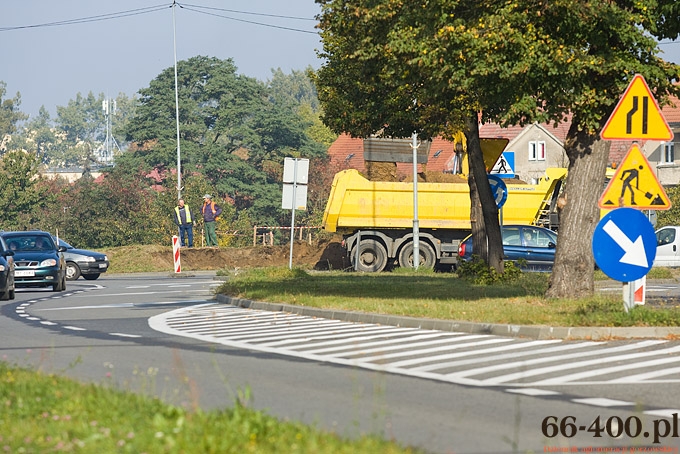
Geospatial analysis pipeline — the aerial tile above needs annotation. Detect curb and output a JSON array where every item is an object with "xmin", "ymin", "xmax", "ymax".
[{"xmin": 215, "ymin": 294, "xmax": 680, "ymax": 341}]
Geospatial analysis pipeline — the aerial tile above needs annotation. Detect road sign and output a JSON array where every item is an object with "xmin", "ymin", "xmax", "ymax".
[
  {"xmin": 481, "ymin": 138, "xmax": 510, "ymax": 171},
  {"xmin": 598, "ymin": 143, "xmax": 671, "ymax": 210},
  {"xmin": 592, "ymin": 208, "xmax": 657, "ymax": 282},
  {"xmin": 600, "ymin": 74, "xmax": 674, "ymax": 141},
  {"xmin": 487, "ymin": 175, "xmax": 508, "ymax": 208},
  {"xmin": 490, "ymin": 151, "xmax": 515, "ymax": 178}
]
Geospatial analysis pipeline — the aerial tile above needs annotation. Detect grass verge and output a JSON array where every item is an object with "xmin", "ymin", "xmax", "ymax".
[
  {"xmin": 0, "ymin": 363, "xmax": 418, "ymax": 453},
  {"xmin": 216, "ymin": 266, "xmax": 680, "ymax": 327}
]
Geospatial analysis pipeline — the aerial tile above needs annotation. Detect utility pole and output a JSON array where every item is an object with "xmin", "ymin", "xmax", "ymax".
[
  {"xmin": 172, "ymin": 0, "xmax": 182, "ymax": 200},
  {"xmin": 411, "ymin": 131, "xmax": 420, "ymax": 270}
]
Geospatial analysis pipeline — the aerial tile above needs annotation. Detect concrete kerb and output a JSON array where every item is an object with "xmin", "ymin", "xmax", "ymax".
[{"xmin": 214, "ymin": 294, "xmax": 680, "ymax": 340}]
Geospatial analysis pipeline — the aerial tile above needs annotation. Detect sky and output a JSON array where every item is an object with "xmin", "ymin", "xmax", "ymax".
[
  {"xmin": 1, "ymin": 1, "xmax": 324, "ymax": 118},
  {"xmin": 2, "ymin": 2, "xmax": 680, "ymax": 120}
]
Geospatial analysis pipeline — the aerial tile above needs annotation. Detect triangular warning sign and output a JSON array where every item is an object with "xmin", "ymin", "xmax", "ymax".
[
  {"xmin": 600, "ymin": 74, "xmax": 674, "ymax": 141},
  {"xmin": 599, "ymin": 144, "xmax": 671, "ymax": 210}
]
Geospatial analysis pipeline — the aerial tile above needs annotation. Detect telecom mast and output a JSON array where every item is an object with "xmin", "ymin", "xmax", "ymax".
[{"xmin": 102, "ymin": 98, "xmax": 120, "ymax": 164}]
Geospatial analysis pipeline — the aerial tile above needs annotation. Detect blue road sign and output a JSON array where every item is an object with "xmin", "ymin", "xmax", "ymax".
[
  {"xmin": 487, "ymin": 175, "xmax": 508, "ymax": 208},
  {"xmin": 490, "ymin": 151, "xmax": 515, "ymax": 178},
  {"xmin": 592, "ymin": 207, "xmax": 657, "ymax": 282}
]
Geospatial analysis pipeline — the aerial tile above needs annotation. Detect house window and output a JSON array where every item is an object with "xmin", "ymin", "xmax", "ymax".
[
  {"xmin": 661, "ymin": 142, "xmax": 675, "ymax": 164},
  {"xmin": 528, "ymin": 141, "xmax": 546, "ymax": 161}
]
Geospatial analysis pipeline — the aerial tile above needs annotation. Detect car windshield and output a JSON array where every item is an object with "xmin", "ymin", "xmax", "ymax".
[{"xmin": 6, "ymin": 235, "xmax": 55, "ymax": 252}]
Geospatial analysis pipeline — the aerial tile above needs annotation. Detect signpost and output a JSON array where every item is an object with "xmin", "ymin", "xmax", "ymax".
[
  {"xmin": 592, "ymin": 208, "xmax": 657, "ymax": 312},
  {"xmin": 282, "ymin": 158, "xmax": 309, "ymax": 269},
  {"xmin": 596, "ymin": 74, "xmax": 673, "ymax": 311}
]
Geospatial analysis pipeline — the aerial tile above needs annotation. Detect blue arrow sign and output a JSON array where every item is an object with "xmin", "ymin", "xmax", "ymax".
[
  {"xmin": 592, "ymin": 207, "xmax": 657, "ymax": 282},
  {"xmin": 487, "ymin": 175, "xmax": 508, "ymax": 209}
]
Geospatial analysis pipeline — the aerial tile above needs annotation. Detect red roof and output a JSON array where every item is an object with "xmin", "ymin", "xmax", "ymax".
[
  {"xmin": 328, "ymin": 134, "xmax": 458, "ymax": 177},
  {"xmin": 661, "ymin": 94, "xmax": 680, "ymax": 125}
]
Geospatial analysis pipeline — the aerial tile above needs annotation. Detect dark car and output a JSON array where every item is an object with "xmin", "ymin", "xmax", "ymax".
[
  {"xmin": 458, "ymin": 225, "xmax": 558, "ymax": 272},
  {"xmin": 54, "ymin": 237, "xmax": 109, "ymax": 281},
  {"xmin": 0, "ymin": 236, "xmax": 16, "ymax": 300},
  {"xmin": 1, "ymin": 231, "xmax": 67, "ymax": 291}
]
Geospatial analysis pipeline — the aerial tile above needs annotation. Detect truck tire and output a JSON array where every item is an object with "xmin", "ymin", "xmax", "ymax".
[
  {"xmin": 352, "ymin": 239, "xmax": 388, "ymax": 272},
  {"xmin": 399, "ymin": 242, "xmax": 436, "ymax": 269}
]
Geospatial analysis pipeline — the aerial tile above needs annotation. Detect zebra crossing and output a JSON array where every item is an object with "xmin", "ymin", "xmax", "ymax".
[{"xmin": 148, "ymin": 304, "xmax": 680, "ymax": 388}]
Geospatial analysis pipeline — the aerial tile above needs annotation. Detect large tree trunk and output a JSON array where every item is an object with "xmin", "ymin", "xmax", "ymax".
[
  {"xmin": 465, "ymin": 114, "xmax": 504, "ymax": 272},
  {"xmin": 468, "ymin": 168, "xmax": 488, "ymax": 261},
  {"xmin": 546, "ymin": 118, "xmax": 610, "ymax": 298}
]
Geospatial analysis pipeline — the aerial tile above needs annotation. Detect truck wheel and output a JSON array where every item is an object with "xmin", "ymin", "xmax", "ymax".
[
  {"xmin": 352, "ymin": 239, "xmax": 388, "ymax": 272},
  {"xmin": 399, "ymin": 242, "xmax": 436, "ymax": 269}
]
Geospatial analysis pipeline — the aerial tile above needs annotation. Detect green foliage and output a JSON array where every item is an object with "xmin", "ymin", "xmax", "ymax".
[
  {"xmin": 0, "ymin": 151, "xmax": 56, "ymax": 230},
  {"xmin": 0, "ymin": 81, "xmax": 27, "ymax": 140},
  {"xmin": 456, "ymin": 258, "xmax": 524, "ymax": 285},
  {"xmin": 0, "ymin": 363, "xmax": 416, "ymax": 454},
  {"xmin": 656, "ymin": 185, "xmax": 680, "ymax": 227}
]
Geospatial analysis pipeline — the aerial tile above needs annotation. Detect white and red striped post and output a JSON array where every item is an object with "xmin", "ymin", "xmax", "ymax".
[{"xmin": 172, "ymin": 235, "xmax": 181, "ymax": 273}]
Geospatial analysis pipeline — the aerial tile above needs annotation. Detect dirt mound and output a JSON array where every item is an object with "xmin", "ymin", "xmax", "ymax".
[{"xmin": 161, "ymin": 236, "xmax": 350, "ymax": 271}]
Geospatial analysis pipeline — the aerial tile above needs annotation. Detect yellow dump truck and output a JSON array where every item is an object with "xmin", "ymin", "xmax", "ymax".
[{"xmin": 322, "ymin": 168, "xmax": 567, "ymax": 271}]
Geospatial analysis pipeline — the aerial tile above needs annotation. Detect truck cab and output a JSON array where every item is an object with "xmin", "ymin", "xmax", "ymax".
[{"xmin": 654, "ymin": 226, "xmax": 680, "ymax": 267}]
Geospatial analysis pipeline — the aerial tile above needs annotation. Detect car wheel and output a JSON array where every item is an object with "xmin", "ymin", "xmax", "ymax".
[
  {"xmin": 52, "ymin": 276, "xmax": 66, "ymax": 292},
  {"xmin": 83, "ymin": 273, "xmax": 100, "ymax": 280},
  {"xmin": 398, "ymin": 241, "xmax": 436, "ymax": 269},
  {"xmin": 9, "ymin": 288, "xmax": 14, "ymax": 300},
  {"xmin": 65, "ymin": 262, "xmax": 81, "ymax": 281}
]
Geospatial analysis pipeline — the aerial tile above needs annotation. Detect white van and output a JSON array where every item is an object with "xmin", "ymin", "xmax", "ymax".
[{"xmin": 654, "ymin": 226, "xmax": 680, "ymax": 267}]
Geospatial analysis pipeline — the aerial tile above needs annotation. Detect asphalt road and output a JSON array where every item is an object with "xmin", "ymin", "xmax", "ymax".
[{"xmin": 1, "ymin": 273, "xmax": 679, "ymax": 454}]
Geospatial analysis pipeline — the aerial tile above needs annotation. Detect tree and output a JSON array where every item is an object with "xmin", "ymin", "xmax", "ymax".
[
  {"xmin": 314, "ymin": 0, "xmax": 680, "ymax": 295},
  {"xmin": 54, "ymin": 92, "xmax": 107, "ymax": 167},
  {"xmin": 0, "ymin": 150, "xmax": 55, "ymax": 230},
  {"xmin": 0, "ymin": 82, "xmax": 28, "ymax": 149},
  {"xmin": 314, "ymin": 0, "xmax": 506, "ymax": 272},
  {"xmin": 124, "ymin": 56, "xmax": 331, "ymax": 229}
]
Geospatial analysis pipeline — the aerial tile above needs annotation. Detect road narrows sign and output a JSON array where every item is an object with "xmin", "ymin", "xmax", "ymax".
[
  {"xmin": 598, "ymin": 143, "xmax": 671, "ymax": 210},
  {"xmin": 600, "ymin": 74, "xmax": 674, "ymax": 141}
]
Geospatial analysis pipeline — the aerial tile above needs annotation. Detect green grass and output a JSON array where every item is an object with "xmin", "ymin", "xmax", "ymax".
[
  {"xmin": 217, "ymin": 266, "xmax": 680, "ymax": 328},
  {"xmin": 0, "ymin": 363, "xmax": 418, "ymax": 454}
]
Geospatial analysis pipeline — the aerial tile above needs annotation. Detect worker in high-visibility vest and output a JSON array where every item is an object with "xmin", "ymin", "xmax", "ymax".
[
  {"xmin": 173, "ymin": 198, "xmax": 195, "ymax": 247},
  {"xmin": 201, "ymin": 194, "xmax": 223, "ymax": 247}
]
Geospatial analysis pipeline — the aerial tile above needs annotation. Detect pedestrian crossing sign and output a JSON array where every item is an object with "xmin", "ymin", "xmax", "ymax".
[
  {"xmin": 598, "ymin": 144, "xmax": 671, "ymax": 210},
  {"xmin": 600, "ymin": 74, "xmax": 674, "ymax": 141},
  {"xmin": 490, "ymin": 151, "xmax": 515, "ymax": 178}
]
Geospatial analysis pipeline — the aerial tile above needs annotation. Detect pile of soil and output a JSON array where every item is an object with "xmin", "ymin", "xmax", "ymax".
[{"xmin": 156, "ymin": 236, "xmax": 351, "ymax": 272}]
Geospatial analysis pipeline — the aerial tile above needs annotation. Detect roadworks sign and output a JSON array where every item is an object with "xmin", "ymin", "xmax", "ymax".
[
  {"xmin": 600, "ymin": 74, "xmax": 674, "ymax": 141},
  {"xmin": 599, "ymin": 144, "xmax": 671, "ymax": 210}
]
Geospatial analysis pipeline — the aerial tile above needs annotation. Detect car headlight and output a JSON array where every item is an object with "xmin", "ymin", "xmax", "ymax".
[
  {"xmin": 40, "ymin": 259, "xmax": 57, "ymax": 267},
  {"xmin": 0, "ymin": 265, "xmax": 5, "ymax": 272},
  {"xmin": 84, "ymin": 256, "xmax": 96, "ymax": 262},
  {"xmin": 104, "ymin": 255, "xmax": 108, "ymax": 261}
]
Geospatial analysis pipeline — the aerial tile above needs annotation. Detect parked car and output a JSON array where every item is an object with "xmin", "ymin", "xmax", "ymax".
[
  {"xmin": 1, "ymin": 231, "xmax": 66, "ymax": 291},
  {"xmin": 458, "ymin": 225, "xmax": 558, "ymax": 271},
  {"xmin": 654, "ymin": 226, "xmax": 680, "ymax": 267},
  {"xmin": 0, "ymin": 235, "xmax": 15, "ymax": 300},
  {"xmin": 54, "ymin": 237, "xmax": 109, "ymax": 280}
]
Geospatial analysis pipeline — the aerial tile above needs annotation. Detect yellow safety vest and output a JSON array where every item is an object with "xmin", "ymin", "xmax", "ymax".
[{"xmin": 175, "ymin": 205, "xmax": 192, "ymax": 224}]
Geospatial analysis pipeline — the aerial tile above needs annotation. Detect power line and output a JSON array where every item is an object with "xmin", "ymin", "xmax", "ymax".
[
  {"xmin": 0, "ymin": 4, "xmax": 170, "ymax": 32},
  {"xmin": 178, "ymin": 4, "xmax": 318, "ymax": 34},
  {"xmin": 0, "ymin": 2, "xmax": 318, "ymax": 35}
]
